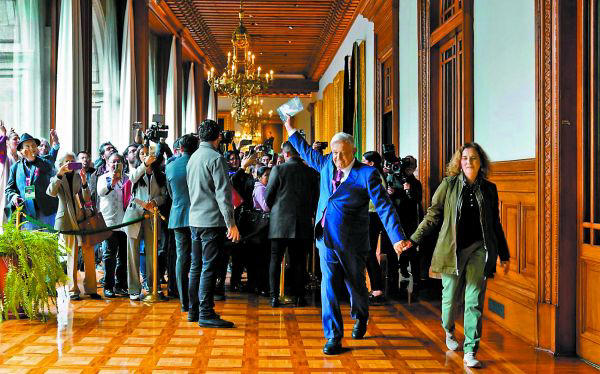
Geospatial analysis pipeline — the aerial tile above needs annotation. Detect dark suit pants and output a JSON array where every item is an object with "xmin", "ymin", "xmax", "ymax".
[
  {"xmin": 102, "ymin": 231, "xmax": 128, "ymax": 292},
  {"xmin": 367, "ymin": 212, "xmax": 384, "ymax": 291},
  {"xmin": 380, "ymin": 231, "xmax": 399, "ymax": 295},
  {"xmin": 189, "ymin": 227, "xmax": 225, "ymax": 318},
  {"xmin": 317, "ymin": 236, "xmax": 369, "ymax": 340},
  {"xmin": 269, "ymin": 238, "xmax": 309, "ymax": 298},
  {"xmin": 174, "ymin": 227, "xmax": 192, "ymax": 309}
]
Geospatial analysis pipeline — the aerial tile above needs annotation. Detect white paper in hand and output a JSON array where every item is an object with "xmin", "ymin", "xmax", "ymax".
[{"xmin": 277, "ymin": 97, "xmax": 304, "ymax": 122}]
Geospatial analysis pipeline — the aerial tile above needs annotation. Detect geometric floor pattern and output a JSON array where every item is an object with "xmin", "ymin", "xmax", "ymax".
[{"xmin": 0, "ymin": 292, "xmax": 596, "ymax": 373}]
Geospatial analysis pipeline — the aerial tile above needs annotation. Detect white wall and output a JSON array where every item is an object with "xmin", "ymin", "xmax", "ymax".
[
  {"xmin": 474, "ymin": 0, "xmax": 536, "ymax": 161},
  {"xmin": 318, "ymin": 15, "xmax": 376, "ymax": 151},
  {"xmin": 398, "ymin": 0, "xmax": 419, "ymax": 159}
]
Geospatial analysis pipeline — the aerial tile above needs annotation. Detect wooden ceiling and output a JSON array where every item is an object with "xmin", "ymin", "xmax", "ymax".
[{"xmin": 164, "ymin": 0, "xmax": 361, "ymax": 83}]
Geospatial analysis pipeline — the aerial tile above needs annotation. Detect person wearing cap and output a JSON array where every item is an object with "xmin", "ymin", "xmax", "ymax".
[{"xmin": 5, "ymin": 133, "xmax": 59, "ymax": 230}]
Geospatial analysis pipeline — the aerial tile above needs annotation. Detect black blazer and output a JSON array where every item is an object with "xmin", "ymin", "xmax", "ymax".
[{"xmin": 265, "ymin": 157, "xmax": 318, "ymax": 239}]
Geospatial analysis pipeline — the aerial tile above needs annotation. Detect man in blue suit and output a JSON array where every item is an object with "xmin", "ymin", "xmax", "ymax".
[
  {"xmin": 166, "ymin": 134, "xmax": 199, "ymax": 315},
  {"xmin": 284, "ymin": 116, "xmax": 409, "ymax": 355}
]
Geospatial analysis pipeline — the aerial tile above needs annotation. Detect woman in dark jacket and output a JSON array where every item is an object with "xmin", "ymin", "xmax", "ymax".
[{"xmin": 405, "ymin": 143, "xmax": 510, "ymax": 368}]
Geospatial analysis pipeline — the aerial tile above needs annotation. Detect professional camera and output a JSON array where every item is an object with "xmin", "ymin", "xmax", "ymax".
[
  {"xmin": 382, "ymin": 144, "xmax": 416, "ymax": 189},
  {"xmin": 145, "ymin": 114, "xmax": 169, "ymax": 144},
  {"xmin": 221, "ymin": 130, "xmax": 235, "ymax": 145}
]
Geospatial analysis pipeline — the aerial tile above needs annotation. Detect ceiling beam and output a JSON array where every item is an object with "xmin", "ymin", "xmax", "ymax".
[{"xmin": 263, "ymin": 78, "xmax": 319, "ymax": 95}]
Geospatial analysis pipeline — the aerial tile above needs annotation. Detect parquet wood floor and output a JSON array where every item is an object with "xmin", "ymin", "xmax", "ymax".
[{"xmin": 0, "ymin": 286, "xmax": 595, "ymax": 373}]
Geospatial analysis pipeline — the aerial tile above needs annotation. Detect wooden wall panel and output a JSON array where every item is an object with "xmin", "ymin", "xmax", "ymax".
[{"xmin": 485, "ymin": 159, "xmax": 537, "ymax": 344}]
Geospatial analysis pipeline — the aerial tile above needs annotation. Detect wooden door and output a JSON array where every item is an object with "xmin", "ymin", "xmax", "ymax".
[{"xmin": 577, "ymin": 0, "xmax": 600, "ymax": 364}]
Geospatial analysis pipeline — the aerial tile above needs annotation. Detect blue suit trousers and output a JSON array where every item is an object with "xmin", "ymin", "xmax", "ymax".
[{"xmin": 317, "ymin": 235, "xmax": 369, "ymax": 340}]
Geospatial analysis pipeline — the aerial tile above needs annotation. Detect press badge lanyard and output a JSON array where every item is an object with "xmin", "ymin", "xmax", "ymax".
[{"xmin": 24, "ymin": 162, "xmax": 36, "ymax": 201}]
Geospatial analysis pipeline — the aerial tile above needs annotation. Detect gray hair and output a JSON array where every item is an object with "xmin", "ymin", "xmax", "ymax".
[
  {"xmin": 58, "ymin": 152, "xmax": 76, "ymax": 166},
  {"xmin": 330, "ymin": 132, "xmax": 355, "ymax": 148}
]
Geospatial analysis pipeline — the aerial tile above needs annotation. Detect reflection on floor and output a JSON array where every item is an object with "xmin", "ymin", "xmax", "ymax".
[{"xmin": 0, "ymin": 287, "xmax": 595, "ymax": 373}]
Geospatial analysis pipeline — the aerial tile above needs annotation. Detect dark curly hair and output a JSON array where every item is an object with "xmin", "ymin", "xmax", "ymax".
[{"xmin": 198, "ymin": 119, "xmax": 220, "ymax": 142}]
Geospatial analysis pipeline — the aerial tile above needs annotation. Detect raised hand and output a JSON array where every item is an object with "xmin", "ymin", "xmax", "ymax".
[
  {"xmin": 49, "ymin": 129, "xmax": 59, "ymax": 145},
  {"xmin": 79, "ymin": 168, "xmax": 87, "ymax": 185},
  {"xmin": 0, "ymin": 120, "xmax": 6, "ymax": 137}
]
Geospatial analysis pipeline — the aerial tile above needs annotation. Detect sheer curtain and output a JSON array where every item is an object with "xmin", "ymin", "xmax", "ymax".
[
  {"xmin": 185, "ymin": 63, "xmax": 196, "ymax": 134},
  {"xmin": 207, "ymin": 88, "xmax": 217, "ymax": 121},
  {"xmin": 56, "ymin": 0, "xmax": 85, "ymax": 154},
  {"xmin": 148, "ymin": 33, "xmax": 158, "ymax": 121},
  {"xmin": 117, "ymin": 0, "xmax": 136, "ymax": 153},
  {"xmin": 101, "ymin": 0, "xmax": 120, "ymax": 152},
  {"xmin": 11, "ymin": 0, "xmax": 46, "ymax": 137},
  {"xmin": 165, "ymin": 35, "xmax": 177, "ymax": 146}
]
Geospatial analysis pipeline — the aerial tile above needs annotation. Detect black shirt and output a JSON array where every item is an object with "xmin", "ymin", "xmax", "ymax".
[{"xmin": 456, "ymin": 183, "xmax": 483, "ymax": 250}]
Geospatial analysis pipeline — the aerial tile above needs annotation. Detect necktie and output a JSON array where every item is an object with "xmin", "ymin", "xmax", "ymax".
[
  {"xmin": 332, "ymin": 169, "xmax": 344, "ymax": 192},
  {"xmin": 322, "ymin": 169, "xmax": 344, "ymax": 228}
]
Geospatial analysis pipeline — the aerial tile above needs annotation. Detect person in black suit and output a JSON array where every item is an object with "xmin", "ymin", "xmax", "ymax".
[{"xmin": 265, "ymin": 141, "xmax": 318, "ymax": 307}]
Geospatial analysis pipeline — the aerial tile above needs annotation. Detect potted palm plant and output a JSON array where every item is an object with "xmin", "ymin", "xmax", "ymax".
[{"xmin": 0, "ymin": 213, "xmax": 68, "ymax": 321}]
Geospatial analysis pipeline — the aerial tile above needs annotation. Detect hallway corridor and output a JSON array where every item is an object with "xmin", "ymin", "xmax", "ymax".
[{"xmin": 0, "ymin": 292, "xmax": 594, "ymax": 373}]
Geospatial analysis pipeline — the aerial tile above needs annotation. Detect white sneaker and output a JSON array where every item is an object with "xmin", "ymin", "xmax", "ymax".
[
  {"xmin": 463, "ymin": 352, "xmax": 482, "ymax": 368},
  {"xmin": 445, "ymin": 332, "xmax": 460, "ymax": 351}
]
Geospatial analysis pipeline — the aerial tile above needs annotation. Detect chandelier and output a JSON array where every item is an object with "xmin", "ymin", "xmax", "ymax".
[
  {"xmin": 235, "ymin": 96, "xmax": 273, "ymax": 140},
  {"xmin": 207, "ymin": 0, "xmax": 273, "ymax": 122}
]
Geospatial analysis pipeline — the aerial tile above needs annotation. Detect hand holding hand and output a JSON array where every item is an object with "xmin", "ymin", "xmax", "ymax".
[
  {"xmin": 394, "ymin": 240, "xmax": 413, "ymax": 256},
  {"xmin": 227, "ymin": 225, "xmax": 241, "ymax": 243},
  {"xmin": 143, "ymin": 200, "xmax": 157, "ymax": 211}
]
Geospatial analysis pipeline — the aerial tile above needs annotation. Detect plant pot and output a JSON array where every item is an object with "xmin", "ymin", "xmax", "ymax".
[{"xmin": 0, "ymin": 255, "xmax": 12, "ymax": 299}]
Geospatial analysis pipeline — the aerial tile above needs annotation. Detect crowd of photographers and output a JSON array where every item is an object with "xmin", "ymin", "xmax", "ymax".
[{"xmin": 0, "ymin": 117, "xmax": 429, "ymax": 315}]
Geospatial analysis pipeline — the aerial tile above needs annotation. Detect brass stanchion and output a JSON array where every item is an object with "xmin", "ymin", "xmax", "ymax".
[
  {"xmin": 144, "ymin": 207, "xmax": 160, "ymax": 303},
  {"xmin": 15, "ymin": 207, "xmax": 21, "ymax": 229},
  {"xmin": 279, "ymin": 251, "xmax": 293, "ymax": 304}
]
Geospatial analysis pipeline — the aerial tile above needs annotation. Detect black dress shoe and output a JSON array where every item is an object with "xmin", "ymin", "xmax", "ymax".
[
  {"xmin": 295, "ymin": 296, "xmax": 307, "ymax": 307},
  {"xmin": 352, "ymin": 318, "xmax": 368, "ymax": 339},
  {"xmin": 369, "ymin": 294, "xmax": 385, "ymax": 305},
  {"xmin": 158, "ymin": 293, "xmax": 169, "ymax": 302},
  {"xmin": 88, "ymin": 293, "xmax": 102, "ymax": 300},
  {"xmin": 181, "ymin": 305, "xmax": 189, "ymax": 313},
  {"xmin": 114, "ymin": 287, "xmax": 128, "ymax": 297},
  {"xmin": 187, "ymin": 311, "xmax": 199, "ymax": 322},
  {"xmin": 270, "ymin": 297, "xmax": 280, "ymax": 308},
  {"xmin": 214, "ymin": 293, "xmax": 226, "ymax": 301},
  {"xmin": 323, "ymin": 338, "xmax": 342, "ymax": 355},
  {"xmin": 198, "ymin": 317, "xmax": 234, "ymax": 328},
  {"xmin": 69, "ymin": 294, "xmax": 81, "ymax": 301},
  {"xmin": 104, "ymin": 289, "xmax": 116, "ymax": 298}
]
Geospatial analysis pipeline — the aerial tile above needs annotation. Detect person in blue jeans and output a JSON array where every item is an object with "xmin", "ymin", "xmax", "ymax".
[{"xmin": 186, "ymin": 120, "xmax": 240, "ymax": 328}]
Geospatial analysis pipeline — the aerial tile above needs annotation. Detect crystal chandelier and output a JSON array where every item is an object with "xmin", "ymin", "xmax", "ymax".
[{"xmin": 207, "ymin": 0, "xmax": 273, "ymax": 122}]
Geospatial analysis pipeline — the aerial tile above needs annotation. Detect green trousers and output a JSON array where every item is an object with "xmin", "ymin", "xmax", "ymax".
[{"xmin": 441, "ymin": 241, "xmax": 487, "ymax": 353}]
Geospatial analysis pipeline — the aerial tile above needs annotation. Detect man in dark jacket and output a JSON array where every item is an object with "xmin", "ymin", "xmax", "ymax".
[
  {"xmin": 265, "ymin": 141, "xmax": 318, "ymax": 307},
  {"xmin": 166, "ymin": 134, "xmax": 198, "ymax": 313},
  {"xmin": 5, "ymin": 133, "xmax": 58, "ymax": 230}
]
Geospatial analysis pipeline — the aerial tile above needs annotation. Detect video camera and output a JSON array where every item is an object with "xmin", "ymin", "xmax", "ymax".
[
  {"xmin": 315, "ymin": 141, "xmax": 328, "ymax": 151},
  {"xmin": 382, "ymin": 144, "xmax": 415, "ymax": 189},
  {"xmin": 221, "ymin": 130, "xmax": 235, "ymax": 145},
  {"xmin": 145, "ymin": 114, "xmax": 169, "ymax": 144}
]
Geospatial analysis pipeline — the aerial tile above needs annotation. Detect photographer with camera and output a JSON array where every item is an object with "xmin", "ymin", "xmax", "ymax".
[{"xmin": 382, "ymin": 147, "xmax": 424, "ymax": 295}]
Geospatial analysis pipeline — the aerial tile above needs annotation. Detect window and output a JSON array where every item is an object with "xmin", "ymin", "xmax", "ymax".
[{"xmin": 0, "ymin": 0, "xmax": 50, "ymax": 138}]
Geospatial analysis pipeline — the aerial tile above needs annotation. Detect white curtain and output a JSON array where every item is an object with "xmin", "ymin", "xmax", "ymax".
[
  {"xmin": 148, "ymin": 33, "xmax": 158, "ymax": 120},
  {"xmin": 56, "ymin": 0, "xmax": 85, "ymax": 154},
  {"xmin": 185, "ymin": 63, "xmax": 196, "ymax": 134},
  {"xmin": 165, "ymin": 35, "xmax": 177, "ymax": 146},
  {"xmin": 207, "ymin": 87, "xmax": 217, "ymax": 121},
  {"xmin": 117, "ymin": 0, "xmax": 136, "ymax": 153},
  {"xmin": 101, "ymin": 0, "xmax": 120, "ymax": 152},
  {"xmin": 11, "ymin": 0, "xmax": 45, "ymax": 137}
]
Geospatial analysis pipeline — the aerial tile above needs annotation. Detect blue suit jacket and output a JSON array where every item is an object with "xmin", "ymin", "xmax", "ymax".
[
  {"xmin": 166, "ymin": 153, "xmax": 191, "ymax": 229},
  {"xmin": 288, "ymin": 132, "xmax": 405, "ymax": 253},
  {"xmin": 5, "ymin": 156, "xmax": 58, "ymax": 217}
]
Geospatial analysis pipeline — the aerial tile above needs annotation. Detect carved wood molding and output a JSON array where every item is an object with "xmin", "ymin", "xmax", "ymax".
[
  {"xmin": 307, "ymin": 0, "xmax": 360, "ymax": 80},
  {"xmin": 165, "ymin": 0, "xmax": 226, "ymax": 70},
  {"xmin": 417, "ymin": 0, "xmax": 431, "ymax": 207},
  {"xmin": 538, "ymin": 0, "xmax": 559, "ymax": 306}
]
